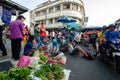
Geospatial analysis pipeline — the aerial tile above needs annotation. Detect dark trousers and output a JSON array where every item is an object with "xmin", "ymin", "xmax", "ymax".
[
  {"xmin": 0, "ymin": 39, "xmax": 7, "ymax": 55},
  {"xmin": 11, "ymin": 38, "xmax": 21, "ymax": 60}
]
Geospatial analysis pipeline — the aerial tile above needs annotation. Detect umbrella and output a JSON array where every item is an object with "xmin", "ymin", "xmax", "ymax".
[
  {"xmin": 67, "ymin": 22, "xmax": 80, "ymax": 29},
  {"xmin": 69, "ymin": 17, "xmax": 77, "ymax": 23},
  {"xmin": 57, "ymin": 16, "xmax": 77, "ymax": 23}
]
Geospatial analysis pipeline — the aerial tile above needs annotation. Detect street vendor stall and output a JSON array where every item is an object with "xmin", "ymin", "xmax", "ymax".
[{"xmin": 0, "ymin": 50, "xmax": 71, "ymax": 80}]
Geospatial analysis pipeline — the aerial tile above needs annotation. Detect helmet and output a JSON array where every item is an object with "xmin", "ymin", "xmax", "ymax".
[
  {"xmin": 102, "ymin": 25, "xmax": 107, "ymax": 30},
  {"xmin": 108, "ymin": 24, "xmax": 115, "ymax": 28}
]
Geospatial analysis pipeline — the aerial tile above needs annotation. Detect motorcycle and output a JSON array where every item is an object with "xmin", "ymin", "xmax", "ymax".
[{"xmin": 98, "ymin": 39, "xmax": 120, "ymax": 72}]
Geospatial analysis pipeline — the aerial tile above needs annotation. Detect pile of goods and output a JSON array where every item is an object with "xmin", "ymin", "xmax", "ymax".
[
  {"xmin": 34, "ymin": 63, "xmax": 64, "ymax": 80},
  {"xmin": 0, "ymin": 66, "xmax": 31, "ymax": 80},
  {"xmin": 0, "ymin": 51, "xmax": 66, "ymax": 80}
]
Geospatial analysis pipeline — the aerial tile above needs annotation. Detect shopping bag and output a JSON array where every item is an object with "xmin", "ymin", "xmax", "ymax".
[{"xmin": 17, "ymin": 55, "xmax": 30, "ymax": 67}]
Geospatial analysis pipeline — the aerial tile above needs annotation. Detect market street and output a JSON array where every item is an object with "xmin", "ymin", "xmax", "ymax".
[
  {"xmin": 0, "ymin": 40, "xmax": 120, "ymax": 80},
  {"xmin": 63, "ymin": 44, "xmax": 120, "ymax": 80}
]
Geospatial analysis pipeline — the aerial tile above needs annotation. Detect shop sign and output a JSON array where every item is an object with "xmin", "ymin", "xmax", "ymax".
[{"xmin": 1, "ymin": 6, "xmax": 12, "ymax": 24}]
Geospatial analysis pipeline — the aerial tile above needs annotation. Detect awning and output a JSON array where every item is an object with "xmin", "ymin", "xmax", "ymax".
[
  {"xmin": 115, "ymin": 19, "xmax": 120, "ymax": 24},
  {"xmin": 0, "ymin": 0, "xmax": 29, "ymax": 15}
]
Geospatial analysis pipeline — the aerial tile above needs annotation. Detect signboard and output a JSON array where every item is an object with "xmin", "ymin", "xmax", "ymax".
[
  {"xmin": 1, "ymin": 6, "xmax": 12, "ymax": 24},
  {"xmin": 0, "ymin": 6, "xmax": 2, "ymax": 16},
  {"xmin": 0, "ymin": 6, "xmax": 2, "ymax": 25},
  {"xmin": 84, "ymin": 17, "xmax": 88, "ymax": 22}
]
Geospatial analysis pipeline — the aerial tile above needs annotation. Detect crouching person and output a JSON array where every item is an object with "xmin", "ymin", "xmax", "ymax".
[
  {"xmin": 67, "ymin": 39, "xmax": 74, "ymax": 54},
  {"xmin": 23, "ymin": 35, "xmax": 37, "ymax": 56},
  {"xmin": 17, "ymin": 35, "xmax": 39, "ymax": 67}
]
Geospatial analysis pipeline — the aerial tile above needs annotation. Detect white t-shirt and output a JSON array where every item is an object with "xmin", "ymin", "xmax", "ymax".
[
  {"xmin": 74, "ymin": 33, "xmax": 82, "ymax": 42},
  {"xmin": 68, "ymin": 44, "xmax": 74, "ymax": 53},
  {"xmin": 30, "ymin": 27, "xmax": 34, "ymax": 35}
]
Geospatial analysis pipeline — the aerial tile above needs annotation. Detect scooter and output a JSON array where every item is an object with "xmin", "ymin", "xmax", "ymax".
[{"xmin": 98, "ymin": 39, "xmax": 120, "ymax": 72}]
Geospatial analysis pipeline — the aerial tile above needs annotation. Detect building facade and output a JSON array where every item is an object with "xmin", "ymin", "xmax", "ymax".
[
  {"xmin": 30, "ymin": 0, "xmax": 86, "ymax": 28},
  {"xmin": 115, "ymin": 19, "xmax": 120, "ymax": 30}
]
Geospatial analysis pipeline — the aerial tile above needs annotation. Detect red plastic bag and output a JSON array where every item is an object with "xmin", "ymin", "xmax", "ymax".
[
  {"xmin": 17, "ymin": 55, "xmax": 30, "ymax": 67},
  {"xmin": 47, "ymin": 57, "xmax": 57, "ymax": 63}
]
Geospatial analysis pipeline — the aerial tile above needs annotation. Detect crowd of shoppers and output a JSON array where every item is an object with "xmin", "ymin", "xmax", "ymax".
[{"xmin": 0, "ymin": 15, "xmax": 120, "ymax": 61}]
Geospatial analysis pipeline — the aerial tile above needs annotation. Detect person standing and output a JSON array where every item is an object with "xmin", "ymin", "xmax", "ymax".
[
  {"xmin": 9, "ymin": 15, "xmax": 25, "ymax": 60},
  {"xmin": 88, "ymin": 29, "xmax": 98, "ymax": 50},
  {"xmin": 29, "ymin": 23, "xmax": 34, "ymax": 36},
  {"xmin": 39, "ymin": 22, "xmax": 46, "ymax": 38},
  {"xmin": 23, "ymin": 25, "xmax": 29, "ymax": 45},
  {"xmin": 0, "ymin": 25, "xmax": 7, "ymax": 56},
  {"xmin": 34, "ymin": 23, "xmax": 40, "ymax": 48}
]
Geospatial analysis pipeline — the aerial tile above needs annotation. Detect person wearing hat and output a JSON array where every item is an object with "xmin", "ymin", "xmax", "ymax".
[
  {"xmin": 102, "ymin": 24, "xmax": 120, "ymax": 61},
  {"xmin": 103, "ymin": 24, "xmax": 120, "ymax": 42}
]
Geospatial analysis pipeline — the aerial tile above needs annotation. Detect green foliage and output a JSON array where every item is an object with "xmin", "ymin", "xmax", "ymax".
[
  {"xmin": 39, "ymin": 53, "xmax": 48, "ymax": 64},
  {"xmin": 0, "ymin": 71, "xmax": 10, "ymax": 80},
  {"xmin": 0, "ymin": 66, "xmax": 31, "ymax": 80},
  {"xmin": 34, "ymin": 63, "xmax": 64, "ymax": 80}
]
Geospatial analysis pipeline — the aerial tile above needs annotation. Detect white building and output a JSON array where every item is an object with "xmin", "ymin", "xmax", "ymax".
[{"xmin": 30, "ymin": 0, "xmax": 86, "ymax": 28}]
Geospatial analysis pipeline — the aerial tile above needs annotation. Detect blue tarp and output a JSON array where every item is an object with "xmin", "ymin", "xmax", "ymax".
[
  {"xmin": 67, "ymin": 23, "xmax": 80, "ymax": 29},
  {"xmin": 81, "ymin": 26, "xmax": 102, "ymax": 30}
]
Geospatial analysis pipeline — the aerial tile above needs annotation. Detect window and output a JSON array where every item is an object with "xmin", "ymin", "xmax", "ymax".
[
  {"xmin": 42, "ymin": 10, "xmax": 46, "ymax": 14},
  {"xmin": 55, "ymin": 18, "xmax": 58, "ymax": 23},
  {"xmin": 55, "ymin": 5, "xmax": 60, "ymax": 11},
  {"xmin": 40, "ymin": 20, "xmax": 46, "ymax": 24},
  {"xmin": 36, "ymin": 11, "xmax": 40, "ymax": 16},
  {"xmin": 49, "ymin": 19, "xmax": 53, "ymax": 24},
  {"xmin": 63, "ymin": 4, "xmax": 70, "ymax": 9},
  {"xmin": 49, "ymin": 7, "xmax": 53, "ymax": 13},
  {"xmin": 38, "ymin": 10, "xmax": 46, "ymax": 15},
  {"xmin": 43, "ymin": 20, "xmax": 46, "ymax": 24},
  {"xmin": 72, "ymin": 4, "xmax": 78, "ymax": 11}
]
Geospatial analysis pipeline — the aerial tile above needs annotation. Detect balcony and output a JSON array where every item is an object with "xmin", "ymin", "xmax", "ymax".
[
  {"xmin": 35, "ymin": 15, "xmax": 46, "ymax": 21},
  {"xmin": 61, "ymin": 0, "xmax": 83, "ymax": 5},
  {"xmin": 45, "ymin": 23, "xmax": 63, "ymax": 28},
  {"xmin": 47, "ymin": 10, "xmax": 82, "ymax": 19}
]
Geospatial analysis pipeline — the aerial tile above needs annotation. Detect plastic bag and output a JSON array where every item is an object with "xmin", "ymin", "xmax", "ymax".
[
  {"xmin": 30, "ymin": 57, "xmax": 39, "ymax": 65},
  {"xmin": 47, "ymin": 57, "xmax": 57, "ymax": 63},
  {"xmin": 56, "ymin": 52, "xmax": 67, "ymax": 64},
  {"xmin": 17, "ymin": 55, "xmax": 30, "ymax": 67}
]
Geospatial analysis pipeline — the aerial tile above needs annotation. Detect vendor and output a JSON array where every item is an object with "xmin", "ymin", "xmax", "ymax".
[{"xmin": 23, "ymin": 35, "xmax": 37, "ymax": 56}]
